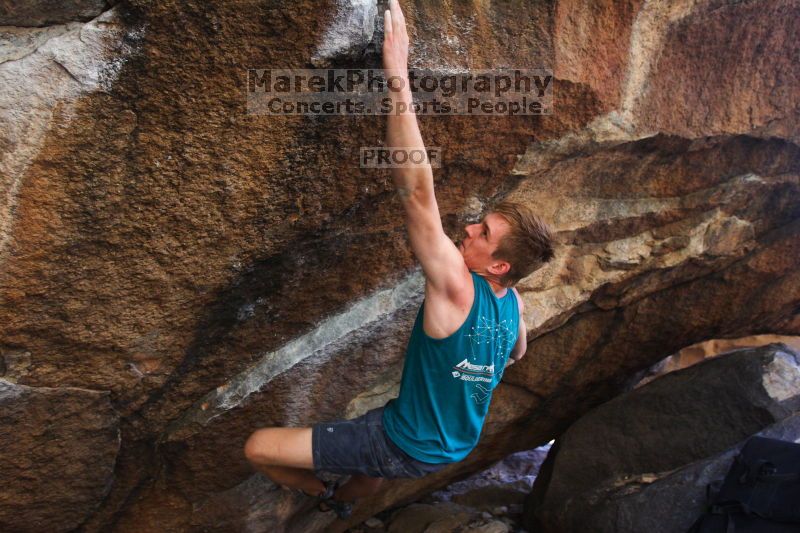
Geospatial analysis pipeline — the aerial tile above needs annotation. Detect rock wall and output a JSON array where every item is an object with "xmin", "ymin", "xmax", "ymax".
[
  {"xmin": 0, "ymin": 0, "xmax": 797, "ymax": 531},
  {"xmin": 0, "ymin": 380, "xmax": 119, "ymax": 532}
]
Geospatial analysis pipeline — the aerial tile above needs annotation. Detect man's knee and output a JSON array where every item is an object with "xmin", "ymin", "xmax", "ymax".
[
  {"xmin": 244, "ymin": 427, "xmax": 315, "ymax": 469},
  {"xmin": 244, "ymin": 428, "xmax": 278, "ymax": 465}
]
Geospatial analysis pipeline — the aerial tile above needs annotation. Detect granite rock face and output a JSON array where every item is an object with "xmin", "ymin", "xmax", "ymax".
[
  {"xmin": 0, "ymin": 0, "xmax": 109, "ymax": 27},
  {"xmin": 524, "ymin": 344, "xmax": 800, "ymax": 533},
  {"xmin": 0, "ymin": 380, "xmax": 120, "ymax": 533},
  {"xmin": 311, "ymin": 0, "xmax": 377, "ymax": 66},
  {"xmin": 0, "ymin": 0, "xmax": 798, "ymax": 531}
]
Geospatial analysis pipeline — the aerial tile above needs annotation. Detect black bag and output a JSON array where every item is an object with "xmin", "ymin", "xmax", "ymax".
[{"xmin": 688, "ymin": 436, "xmax": 800, "ymax": 533}]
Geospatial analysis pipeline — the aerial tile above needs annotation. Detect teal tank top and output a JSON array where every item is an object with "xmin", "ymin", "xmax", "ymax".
[{"xmin": 382, "ymin": 271, "xmax": 520, "ymax": 463}]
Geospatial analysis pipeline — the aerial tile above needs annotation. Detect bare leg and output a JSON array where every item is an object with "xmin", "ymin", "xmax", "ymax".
[
  {"xmin": 244, "ymin": 426, "xmax": 385, "ymax": 504},
  {"xmin": 244, "ymin": 427, "xmax": 325, "ymax": 495},
  {"xmin": 253, "ymin": 463, "xmax": 326, "ymax": 496}
]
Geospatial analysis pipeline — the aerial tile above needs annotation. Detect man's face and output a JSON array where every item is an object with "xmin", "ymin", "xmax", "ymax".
[{"xmin": 458, "ymin": 212, "xmax": 511, "ymax": 274}]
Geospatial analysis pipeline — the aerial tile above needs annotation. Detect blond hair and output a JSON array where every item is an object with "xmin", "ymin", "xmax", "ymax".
[{"xmin": 491, "ymin": 201, "xmax": 555, "ymax": 286}]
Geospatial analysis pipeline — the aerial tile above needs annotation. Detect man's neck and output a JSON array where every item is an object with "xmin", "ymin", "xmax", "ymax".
[{"xmin": 479, "ymin": 272, "xmax": 508, "ymax": 297}]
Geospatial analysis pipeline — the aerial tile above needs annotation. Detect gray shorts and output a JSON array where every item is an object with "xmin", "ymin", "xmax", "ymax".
[{"xmin": 312, "ymin": 405, "xmax": 450, "ymax": 479}]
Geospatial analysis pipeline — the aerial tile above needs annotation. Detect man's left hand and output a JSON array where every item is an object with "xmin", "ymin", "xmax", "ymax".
[{"xmin": 382, "ymin": 0, "xmax": 410, "ymax": 83}]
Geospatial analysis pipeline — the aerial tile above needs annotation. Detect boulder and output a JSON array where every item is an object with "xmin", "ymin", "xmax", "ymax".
[
  {"xmin": 524, "ymin": 343, "xmax": 800, "ymax": 533},
  {"xmin": 0, "ymin": 0, "xmax": 797, "ymax": 530},
  {"xmin": 0, "ymin": 380, "xmax": 119, "ymax": 533}
]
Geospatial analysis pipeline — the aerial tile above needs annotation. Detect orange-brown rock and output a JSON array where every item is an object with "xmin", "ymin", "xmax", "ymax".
[{"xmin": 0, "ymin": 380, "xmax": 119, "ymax": 533}]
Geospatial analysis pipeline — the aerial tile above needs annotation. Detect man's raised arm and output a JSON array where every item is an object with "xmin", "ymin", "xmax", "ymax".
[{"xmin": 383, "ymin": 0, "xmax": 468, "ymax": 296}]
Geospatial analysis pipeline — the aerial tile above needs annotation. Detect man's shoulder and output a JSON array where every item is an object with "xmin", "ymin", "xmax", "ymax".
[{"xmin": 510, "ymin": 287, "xmax": 524, "ymax": 312}]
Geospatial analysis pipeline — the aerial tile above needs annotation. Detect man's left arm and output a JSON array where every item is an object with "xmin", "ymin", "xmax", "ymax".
[
  {"xmin": 506, "ymin": 289, "xmax": 527, "ymax": 367},
  {"xmin": 382, "ymin": 0, "xmax": 469, "ymax": 298}
]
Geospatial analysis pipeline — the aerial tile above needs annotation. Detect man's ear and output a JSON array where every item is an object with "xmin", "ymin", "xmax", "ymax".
[{"xmin": 488, "ymin": 260, "xmax": 510, "ymax": 277}]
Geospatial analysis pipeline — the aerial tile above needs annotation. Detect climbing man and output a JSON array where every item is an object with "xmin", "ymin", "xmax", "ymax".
[{"xmin": 244, "ymin": 0, "xmax": 555, "ymax": 520}]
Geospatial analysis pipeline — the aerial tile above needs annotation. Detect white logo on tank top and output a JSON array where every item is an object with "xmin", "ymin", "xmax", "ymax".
[{"xmin": 452, "ymin": 315, "xmax": 517, "ymax": 403}]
